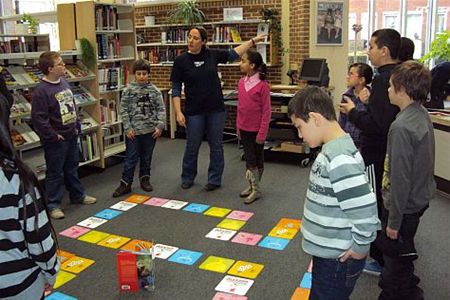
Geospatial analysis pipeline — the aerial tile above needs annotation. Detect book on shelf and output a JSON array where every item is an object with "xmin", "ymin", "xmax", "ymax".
[
  {"xmin": 78, "ymin": 132, "xmax": 98, "ymax": 162},
  {"xmin": 10, "ymin": 122, "xmax": 40, "ymax": 148},
  {"xmin": 229, "ymin": 27, "xmax": 242, "ymax": 43},
  {"xmin": 95, "ymin": 5, "xmax": 119, "ymax": 31},
  {"xmin": 6, "ymin": 66, "xmax": 35, "ymax": 85},
  {"xmin": 98, "ymin": 66, "xmax": 127, "ymax": 92},
  {"xmin": 96, "ymin": 33, "xmax": 121, "ymax": 59},
  {"xmin": 0, "ymin": 67, "xmax": 16, "ymax": 85},
  {"xmin": 102, "ymin": 125, "xmax": 124, "ymax": 148},
  {"xmin": 65, "ymin": 64, "xmax": 92, "ymax": 79},
  {"xmin": 71, "ymin": 85, "xmax": 97, "ymax": 105},
  {"xmin": 23, "ymin": 65, "xmax": 44, "ymax": 83},
  {"xmin": 78, "ymin": 109, "xmax": 99, "ymax": 132},
  {"xmin": 11, "ymin": 93, "xmax": 31, "ymax": 118},
  {"xmin": 100, "ymin": 98, "xmax": 119, "ymax": 124}
]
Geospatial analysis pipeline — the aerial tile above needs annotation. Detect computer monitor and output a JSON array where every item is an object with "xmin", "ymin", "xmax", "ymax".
[{"xmin": 299, "ymin": 58, "xmax": 329, "ymax": 87}]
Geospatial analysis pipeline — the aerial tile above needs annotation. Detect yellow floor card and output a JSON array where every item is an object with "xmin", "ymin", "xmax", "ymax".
[
  {"xmin": 124, "ymin": 194, "xmax": 151, "ymax": 203},
  {"xmin": 53, "ymin": 270, "xmax": 77, "ymax": 289},
  {"xmin": 203, "ymin": 207, "xmax": 232, "ymax": 218},
  {"xmin": 199, "ymin": 256, "xmax": 235, "ymax": 273},
  {"xmin": 57, "ymin": 250, "xmax": 75, "ymax": 263},
  {"xmin": 120, "ymin": 239, "xmax": 153, "ymax": 252},
  {"xmin": 77, "ymin": 230, "xmax": 111, "ymax": 244},
  {"xmin": 97, "ymin": 234, "xmax": 131, "ymax": 249},
  {"xmin": 291, "ymin": 287, "xmax": 311, "ymax": 300},
  {"xmin": 268, "ymin": 226, "xmax": 299, "ymax": 240},
  {"xmin": 227, "ymin": 260, "xmax": 264, "ymax": 279},
  {"xmin": 216, "ymin": 219, "xmax": 246, "ymax": 231},
  {"xmin": 277, "ymin": 218, "xmax": 302, "ymax": 230},
  {"xmin": 61, "ymin": 256, "xmax": 95, "ymax": 274}
]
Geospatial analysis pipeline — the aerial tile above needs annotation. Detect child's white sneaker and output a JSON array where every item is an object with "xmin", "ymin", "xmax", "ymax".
[
  {"xmin": 83, "ymin": 195, "xmax": 97, "ymax": 205},
  {"xmin": 50, "ymin": 208, "xmax": 65, "ymax": 219}
]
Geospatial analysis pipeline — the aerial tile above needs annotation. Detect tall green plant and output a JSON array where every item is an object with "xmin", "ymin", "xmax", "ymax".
[
  {"xmin": 168, "ymin": 0, "xmax": 206, "ymax": 25},
  {"xmin": 22, "ymin": 13, "xmax": 39, "ymax": 34},
  {"xmin": 260, "ymin": 8, "xmax": 288, "ymax": 56},
  {"xmin": 79, "ymin": 38, "xmax": 96, "ymax": 70},
  {"xmin": 420, "ymin": 31, "xmax": 450, "ymax": 65}
]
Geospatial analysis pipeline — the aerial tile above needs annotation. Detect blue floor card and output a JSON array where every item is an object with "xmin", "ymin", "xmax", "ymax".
[
  {"xmin": 46, "ymin": 291, "xmax": 78, "ymax": 300},
  {"xmin": 183, "ymin": 203, "xmax": 210, "ymax": 214},
  {"xmin": 300, "ymin": 272, "xmax": 312, "ymax": 288},
  {"xmin": 258, "ymin": 236, "xmax": 290, "ymax": 251},
  {"xmin": 94, "ymin": 208, "xmax": 122, "ymax": 220},
  {"xmin": 168, "ymin": 249, "xmax": 203, "ymax": 265}
]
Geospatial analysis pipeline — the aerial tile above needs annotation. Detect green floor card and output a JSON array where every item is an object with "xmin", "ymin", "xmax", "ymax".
[
  {"xmin": 216, "ymin": 219, "xmax": 246, "ymax": 231},
  {"xmin": 204, "ymin": 207, "xmax": 232, "ymax": 218},
  {"xmin": 77, "ymin": 230, "xmax": 111, "ymax": 244},
  {"xmin": 199, "ymin": 256, "xmax": 235, "ymax": 273},
  {"xmin": 228, "ymin": 260, "xmax": 264, "ymax": 279}
]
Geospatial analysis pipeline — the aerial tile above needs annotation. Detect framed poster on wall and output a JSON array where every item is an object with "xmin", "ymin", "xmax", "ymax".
[{"xmin": 316, "ymin": 1, "xmax": 344, "ymax": 46}]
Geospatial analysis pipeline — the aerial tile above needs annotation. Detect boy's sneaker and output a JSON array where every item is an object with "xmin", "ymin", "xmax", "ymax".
[
  {"xmin": 49, "ymin": 208, "xmax": 65, "ymax": 220},
  {"xmin": 363, "ymin": 260, "xmax": 382, "ymax": 276},
  {"xmin": 113, "ymin": 180, "xmax": 132, "ymax": 197},
  {"xmin": 140, "ymin": 176, "xmax": 153, "ymax": 192},
  {"xmin": 83, "ymin": 195, "xmax": 97, "ymax": 204}
]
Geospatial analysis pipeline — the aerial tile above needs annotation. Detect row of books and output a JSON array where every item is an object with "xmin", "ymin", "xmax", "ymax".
[
  {"xmin": 213, "ymin": 26, "xmax": 242, "ymax": 43},
  {"xmin": 103, "ymin": 125, "xmax": 124, "ymax": 148},
  {"xmin": 96, "ymin": 34, "xmax": 121, "ymax": 59},
  {"xmin": 11, "ymin": 93, "xmax": 31, "ymax": 118},
  {"xmin": 139, "ymin": 48, "xmax": 185, "ymax": 64},
  {"xmin": 72, "ymin": 85, "xmax": 97, "ymax": 106},
  {"xmin": 0, "ymin": 36, "xmax": 50, "ymax": 54},
  {"xmin": 10, "ymin": 122, "xmax": 40, "ymax": 148},
  {"xmin": 98, "ymin": 65, "xmax": 129, "ymax": 92},
  {"xmin": 95, "ymin": 5, "xmax": 119, "ymax": 31},
  {"xmin": 100, "ymin": 98, "xmax": 119, "ymax": 124},
  {"xmin": 78, "ymin": 109, "xmax": 100, "ymax": 132},
  {"xmin": 79, "ymin": 132, "xmax": 99, "ymax": 162}
]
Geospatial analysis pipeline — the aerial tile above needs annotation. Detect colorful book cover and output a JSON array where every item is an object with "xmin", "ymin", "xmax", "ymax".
[
  {"xmin": 97, "ymin": 234, "xmax": 131, "ymax": 249},
  {"xmin": 228, "ymin": 261, "xmax": 264, "ymax": 279},
  {"xmin": 78, "ymin": 230, "xmax": 111, "ymax": 244},
  {"xmin": 183, "ymin": 203, "xmax": 210, "ymax": 214},
  {"xmin": 61, "ymin": 256, "xmax": 95, "ymax": 274},
  {"xmin": 143, "ymin": 197, "xmax": 169, "ymax": 207},
  {"xmin": 94, "ymin": 208, "xmax": 122, "ymax": 220},
  {"xmin": 226, "ymin": 210, "xmax": 254, "ymax": 221},
  {"xmin": 121, "ymin": 239, "xmax": 153, "ymax": 252},
  {"xmin": 110, "ymin": 200, "xmax": 137, "ymax": 211},
  {"xmin": 268, "ymin": 226, "xmax": 298, "ymax": 240},
  {"xmin": 216, "ymin": 219, "xmax": 246, "ymax": 231},
  {"xmin": 77, "ymin": 216, "xmax": 108, "ymax": 229},
  {"xmin": 59, "ymin": 226, "xmax": 90, "ymax": 239},
  {"xmin": 291, "ymin": 287, "xmax": 311, "ymax": 300},
  {"xmin": 276, "ymin": 218, "xmax": 302, "ymax": 230},
  {"xmin": 212, "ymin": 292, "xmax": 248, "ymax": 300},
  {"xmin": 199, "ymin": 256, "xmax": 235, "ymax": 273},
  {"xmin": 258, "ymin": 236, "xmax": 290, "ymax": 251},
  {"xmin": 300, "ymin": 272, "xmax": 312, "ymax": 289},
  {"xmin": 57, "ymin": 250, "xmax": 76, "ymax": 263},
  {"xmin": 215, "ymin": 275, "xmax": 254, "ymax": 296},
  {"xmin": 168, "ymin": 249, "xmax": 203, "ymax": 266},
  {"xmin": 45, "ymin": 291, "xmax": 78, "ymax": 300},
  {"xmin": 204, "ymin": 207, "xmax": 232, "ymax": 218},
  {"xmin": 231, "ymin": 232, "xmax": 263, "ymax": 246},
  {"xmin": 153, "ymin": 244, "xmax": 179, "ymax": 259},
  {"xmin": 125, "ymin": 194, "xmax": 151, "ymax": 204},
  {"xmin": 161, "ymin": 199, "xmax": 188, "ymax": 210},
  {"xmin": 117, "ymin": 243, "xmax": 155, "ymax": 292},
  {"xmin": 53, "ymin": 271, "xmax": 76, "ymax": 289},
  {"xmin": 205, "ymin": 228, "xmax": 237, "ymax": 241}
]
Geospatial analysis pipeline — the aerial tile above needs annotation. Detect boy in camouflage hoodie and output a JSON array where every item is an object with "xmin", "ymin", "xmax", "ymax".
[{"xmin": 113, "ymin": 59, "xmax": 166, "ymax": 197}]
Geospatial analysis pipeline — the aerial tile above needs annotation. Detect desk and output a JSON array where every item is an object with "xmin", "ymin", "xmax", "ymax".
[{"xmin": 430, "ymin": 113, "xmax": 450, "ymax": 194}]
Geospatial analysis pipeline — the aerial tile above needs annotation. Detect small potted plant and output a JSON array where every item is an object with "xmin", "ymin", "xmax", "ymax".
[
  {"xmin": 22, "ymin": 13, "xmax": 39, "ymax": 34},
  {"xmin": 420, "ymin": 30, "xmax": 450, "ymax": 65},
  {"xmin": 167, "ymin": 0, "xmax": 206, "ymax": 25}
]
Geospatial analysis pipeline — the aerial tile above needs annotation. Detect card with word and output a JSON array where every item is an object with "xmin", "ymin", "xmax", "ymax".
[
  {"xmin": 61, "ymin": 256, "xmax": 95, "ymax": 274},
  {"xmin": 300, "ymin": 272, "xmax": 312, "ymax": 289},
  {"xmin": 94, "ymin": 208, "xmax": 122, "ymax": 220},
  {"xmin": 276, "ymin": 218, "xmax": 301, "ymax": 230},
  {"xmin": 59, "ymin": 226, "xmax": 90, "ymax": 239},
  {"xmin": 168, "ymin": 249, "xmax": 203, "ymax": 266},
  {"xmin": 204, "ymin": 207, "xmax": 232, "ymax": 218},
  {"xmin": 153, "ymin": 244, "xmax": 179, "ymax": 259},
  {"xmin": 161, "ymin": 199, "xmax": 188, "ymax": 210},
  {"xmin": 97, "ymin": 234, "xmax": 131, "ymax": 249},
  {"xmin": 110, "ymin": 200, "xmax": 137, "ymax": 211},
  {"xmin": 121, "ymin": 239, "xmax": 153, "ymax": 252},
  {"xmin": 258, "ymin": 236, "xmax": 290, "ymax": 251},
  {"xmin": 183, "ymin": 203, "xmax": 210, "ymax": 214},
  {"xmin": 78, "ymin": 230, "xmax": 111, "ymax": 244},
  {"xmin": 268, "ymin": 226, "xmax": 298, "ymax": 240},
  {"xmin": 143, "ymin": 197, "xmax": 169, "ymax": 207},
  {"xmin": 53, "ymin": 271, "xmax": 76, "ymax": 289},
  {"xmin": 226, "ymin": 211, "xmax": 254, "ymax": 222},
  {"xmin": 216, "ymin": 219, "xmax": 246, "ymax": 231},
  {"xmin": 45, "ymin": 291, "xmax": 78, "ymax": 300},
  {"xmin": 124, "ymin": 194, "xmax": 150, "ymax": 204},
  {"xmin": 57, "ymin": 250, "xmax": 75, "ymax": 264},
  {"xmin": 199, "ymin": 256, "xmax": 235, "ymax": 273},
  {"xmin": 77, "ymin": 216, "xmax": 108, "ymax": 229},
  {"xmin": 212, "ymin": 292, "xmax": 248, "ymax": 300},
  {"xmin": 231, "ymin": 232, "xmax": 263, "ymax": 246},
  {"xmin": 206, "ymin": 228, "xmax": 237, "ymax": 241},
  {"xmin": 215, "ymin": 275, "xmax": 254, "ymax": 296},
  {"xmin": 227, "ymin": 261, "xmax": 264, "ymax": 279},
  {"xmin": 291, "ymin": 287, "xmax": 311, "ymax": 300}
]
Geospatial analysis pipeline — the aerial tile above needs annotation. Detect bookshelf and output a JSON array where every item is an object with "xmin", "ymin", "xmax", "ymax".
[{"xmin": 59, "ymin": 1, "xmax": 136, "ymax": 168}]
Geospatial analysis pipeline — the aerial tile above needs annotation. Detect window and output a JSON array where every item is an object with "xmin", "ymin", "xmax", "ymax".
[{"xmin": 383, "ymin": 12, "xmax": 400, "ymax": 30}]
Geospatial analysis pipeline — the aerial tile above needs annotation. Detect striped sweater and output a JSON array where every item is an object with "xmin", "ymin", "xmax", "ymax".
[
  {"xmin": 0, "ymin": 167, "xmax": 59, "ymax": 299},
  {"xmin": 301, "ymin": 134, "xmax": 380, "ymax": 258}
]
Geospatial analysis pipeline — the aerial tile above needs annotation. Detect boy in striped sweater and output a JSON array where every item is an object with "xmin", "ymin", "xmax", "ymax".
[{"xmin": 288, "ymin": 86, "xmax": 380, "ymax": 299}]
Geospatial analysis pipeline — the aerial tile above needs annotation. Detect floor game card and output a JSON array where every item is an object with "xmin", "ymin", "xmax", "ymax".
[
  {"xmin": 53, "ymin": 271, "xmax": 77, "ymax": 289},
  {"xmin": 183, "ymin": 203, "xmax": 210, "ymax": 214},
  {"xmin": 77, "ymin": 230, "xmax": 111, "ymax": 244},
  {"xmin": 121, "ymin": 239, "xmax": 153, "ymax": 252},
  {"xmin": 61, "ymin": 256, "xmax": 95, "ymax": 274},
  {"xmin": 45, "ymin": 291, "xmax": 78, "ymax": 300},
  {"xmin": 153, "ymin": 244, "xmax": 179, "ymax": 259},
  {"xmin": 204, "ymin": 207, "xmax": 232, "ymax": 218},
  {"xmin": 59, "ymin": 226, "xmax": 90, "ymax": 239},
  {"xmin": 300, "ymin": 272, "xmax": 312, "ymax": 289},
  {"xmin": 199, "ymin": 256, "xmax": 235, "ymax": 273},
  {"xmin": 216, "ymin": 219, "xmax": 246, "ymax": 231},
  {"xmin": 212, "ymin": 292, "xmax": 248, "ymax": 300},
  {"xmin": 110, "ymin": 201, "xmax": 137, "ymax": 211},
  {"xmin": 77, "ymin": 216, "xmax": 108, "ymax": 229},
  {"xmin": 97, "ymin": 234, "xmax": 131, "ymax": 249},
  {"xmin": 291, "ymin": 287, "xmax": 311, "ymax": 300},
  {"xmin": 168, "ymin": 249, "xmax": 203, "ymax": 266},
  {"xmin": 161, "ymin": 199, "xmax": 188, "ymax": 210},
  {"xmin": 143, "ymin": 197, "xmax": 170, "ymax": 207},
  {"xmin": 226, "ymin": 211, "xmax": 254, "ymax": 221},
  {"xmin": 231, "ymin": 232, "xmax": 263, "ymax": 246},
  {"xmin": 57, "ymin": 250, "xmax": 76, "ymax": 263},
  {"xmin": 206, "ymin": 228, "xmax": 237, "ymax": 241},
  {"xmin": 125, "ymin": 194, "xmax": 151, "ymax": 204},
  {"xmin": 268, "ymin": 226, "xmax": 298, "ymax": 239},
  {"xmin": 276, "ymin": 218, "xmax": 301, "ymax": 230},
  {"xmin": 215, "ymin": 275, "xmax": 254, "ymax": 296},
  {"xmin": 94, "ymin": 208, "xmax": 122, "ymax": 220},
  {"xmin": 258, "ymin": 236, "xmax": 290, "ymax": 251},
  {"xmin": 227, "ymin": 261, "xmax": 264, "ymax": 279}
]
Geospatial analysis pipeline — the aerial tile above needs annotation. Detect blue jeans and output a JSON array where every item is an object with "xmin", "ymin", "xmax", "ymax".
[
  {"xmin": 310, "ymin": 256, "xmax": 366, "ymax": 300},
  {"xmin": 122, "ymin": 133, "xmax": 156, "ymax": 184},
  {"xmin": 42, "ymin": 136, "xmax": 85, "ymax": 211},
  {"xmin": 182, "ymin": 111, "xmax": 225, "ymax": 186}
]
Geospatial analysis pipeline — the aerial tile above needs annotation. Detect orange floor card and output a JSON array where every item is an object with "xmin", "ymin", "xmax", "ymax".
[
  {"xmin": 61, "ymin": 256, "xmax": 95, "ymax": 274},
  {"xmin": 124, "ymin": 194, "xmax": 151, "ymax": 204},
  {"xmin": 291, "ymin": 287, "xmax": 311, "ymax": 300},
  {"xmin": 97, "ymin": 234, "xmax": 131, "ymax": 249},
  {"xmin": 276, "ymin": 218, "xmax": 302, "ymax": 230},
  {"xmin": 53, "ymin": 270, "xmax": 77, "ymax": 289},
  {"xmin": 57, "ymin": 250, "xmax": 75, "ymax": 263},
  {"xmin": 268, "ymin": 226, "xmax": 299, "ymax": 240},
  {"xmin": 227, "ymin": 260, "xmax": 264, "ymax": 279},
  {"xmin": 199, "ymin": 256, "xmax": 235, "ymax": 273},
  {"xmin": 120, "ymin": 239, "xmax": 153, "ymax": 252},
  {"xmin": 77, "ymin": 230, "xmax": 111, "ymax": 244},
  {"xmin": 216, "ymin": 219, "xmax": 246, "ymax": 231},
  {"xmin": 204, "ymin": 207, "xmax": 232, "ymax": 218}
]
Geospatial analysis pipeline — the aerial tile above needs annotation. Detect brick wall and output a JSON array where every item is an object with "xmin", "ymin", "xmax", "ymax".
[{"xmin": 289, "ymin": 0, "xmax": 310, "ymax": 68}]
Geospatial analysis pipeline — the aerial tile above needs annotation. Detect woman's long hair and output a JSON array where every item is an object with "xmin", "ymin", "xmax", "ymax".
[{"xmin": 0, "ymin": 76, "xmax": 58, "ymax": 255}]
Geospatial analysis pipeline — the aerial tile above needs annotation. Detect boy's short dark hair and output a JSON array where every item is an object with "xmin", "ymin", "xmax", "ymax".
[
  {"xmin": 288, "ymin": 86, "xmax": 336, "ymax": 122},
  {"xmin": 390, "ymin": 61, "xmax": 431, "ymax": 103},
  {"xmin": 349, "ymin": 62, "xmax": 373, "ymax": 85},
  {"xmin": 399, "ymin": 37, "xmax": 415, "ymax": 62},
  {"xmin": 132, "ymin": 59, "xmax": 151, "ymax": 74},
  {"xmin": 38, "ymin": 51, "xmax": 61, "ymax": 75},
  {"xmin": 372, "ymin": 29, "xmax": 401, "ymax": 59}
]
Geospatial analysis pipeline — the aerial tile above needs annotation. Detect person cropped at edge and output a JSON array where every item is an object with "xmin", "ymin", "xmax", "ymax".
[
  {"xmin": 0, "ymin": 76, "xmax": 60, "ymax": 299},
  {"xmin": 340, "ymin": 28, "xmax": 401, "ymax": 274},
  {"xmin": 170, "ymin": 26, "xmax": 266, "ymax": 192}
]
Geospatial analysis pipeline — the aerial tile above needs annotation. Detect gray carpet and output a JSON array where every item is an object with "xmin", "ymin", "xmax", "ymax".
[{"xmin": 51, "ymin": 137, "xmax": 450, "ymax": 300}]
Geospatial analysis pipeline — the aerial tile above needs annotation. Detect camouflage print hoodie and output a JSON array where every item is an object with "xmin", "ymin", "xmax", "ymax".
[{"xmin": 120, "ymin": 82, "xmax": 166, "ymax": 135}]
